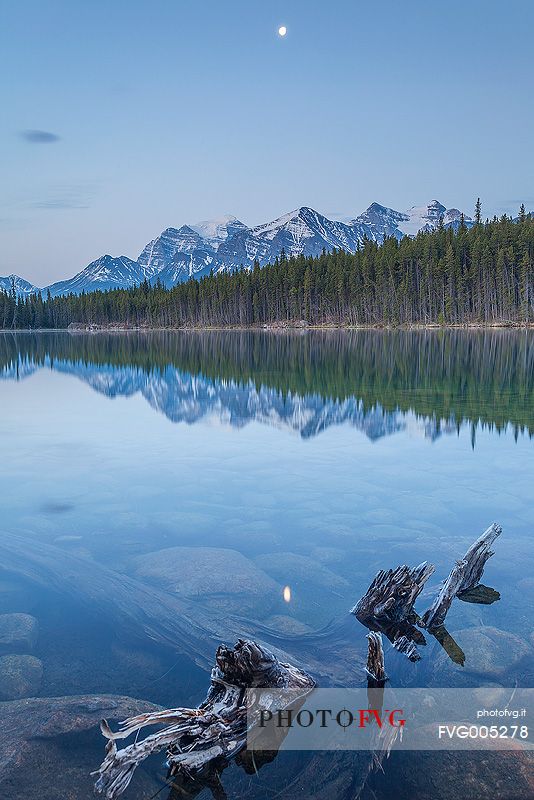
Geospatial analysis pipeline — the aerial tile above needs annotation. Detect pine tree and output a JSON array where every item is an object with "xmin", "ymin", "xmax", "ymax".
[{"xmin": 475, "ymin": 198, "xmax": 482, "ymax": 224}]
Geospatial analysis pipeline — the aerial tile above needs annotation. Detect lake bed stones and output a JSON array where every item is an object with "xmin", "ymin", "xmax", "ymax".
[
  {"xmin": 133, "ymin": 546, "xmax": 280, "ymax": 617},
  {"xmin": 254, "ymin": 552, "xmax": 349, "ymax": 592},
  {"xmin": 0, "ymin": 613, "xmax": 38, "ymax": 655},
  {"xmin": 0, "ymin": 654, "xmax": 43, "ymax": 700},
  {"xmin": 264, "ymin": 615, "xmax": 313, "ymax": 635},
  {"xmin": 431, "ymin": 625, "xmax": 531, "ymax": 683}
]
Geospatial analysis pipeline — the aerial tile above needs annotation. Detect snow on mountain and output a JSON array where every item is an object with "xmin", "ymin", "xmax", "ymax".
[
  {"xmin": 136, "ymin": 226, "xmax": 209, "ymax": 277},
  {"xmin": 0, "ymin": 275, "xmax": 39, "ymax": 297},
  {"xmin": 157, "ymin": 247, "xmax": 218, "ymax": 286},
  {"xmin": 351, "ymin": 202, "xmax": 410, "ymax": 239},
  {"xmin": 252, "ymin": 206, "xmax": 365, "ymax": 256},
  {"xmin": 442, "ymin": 207, "xmax": 474, "ymax": 231},
  {"xmin": 216, "ymin": 206, "xmax": 368, "ymax": 270},
  {"xmin": 397, "ymin": 200, "xmax": 449, "ymax": 236},
  {"xmin": 138, "ymin": 225, "xmax": 221, "ymax": 285},
  {"xmin": 216, "ymin": 228, "xmax": 271, "ymax": 269},
  {"xmin": 45, "ymin": 255, "xmax": 143, "ymax": 297},
  {"xmin": 352, "ymin": 200, "xmax": 473, "ymax": 240},
  {"xmin": 190, "ymin": 215, "xmax": 248, "ymax": 249}
]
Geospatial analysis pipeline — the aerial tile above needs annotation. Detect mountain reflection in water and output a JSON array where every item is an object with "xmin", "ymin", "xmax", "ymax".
[{"xmin": 0, "ymin": 329, "xmax": 532, "ymax": 442}]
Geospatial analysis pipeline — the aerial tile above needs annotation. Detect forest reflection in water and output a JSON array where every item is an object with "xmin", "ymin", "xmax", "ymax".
[{"xmin": 0, "ymin": 328, "xmax": 533, "ymax": 441}]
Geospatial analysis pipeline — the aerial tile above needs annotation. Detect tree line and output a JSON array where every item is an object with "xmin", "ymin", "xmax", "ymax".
[{"xmin": 1, "ymin": 206, "xmax": 533, "ymax": 329}]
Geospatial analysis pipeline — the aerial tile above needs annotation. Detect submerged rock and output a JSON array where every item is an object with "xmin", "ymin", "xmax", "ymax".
[
  {"xmin": 0, "ymin": 694, "xmax": 160, "ymax": 783},
  {"xmin": 309, "ymin": 546, "xmax": 346, "ymax": 565},
  {"xmin": 432, "ymin": 625, "xmax": 531, "ymax": 682},
  {"xmin": 254, "ymin": 552, "xmax": 349, "ymax": 591},
  {"xmin": 264, "ymin": 615, "xmax": 313, "ymax": 635},
  {"xmin": 0, "ymin": 654, "xmax": 43, "ymax": 700},
  {"xmin": 133, "ymin": 546, "xmax": 280, "ymax": 617},
  {"xmin": 0, "ymin": 613, "xmax": 38, "ymax": 654},
  {"xmin": 367, "ymin": 748, "xmax": 534, "ymax": 799}
]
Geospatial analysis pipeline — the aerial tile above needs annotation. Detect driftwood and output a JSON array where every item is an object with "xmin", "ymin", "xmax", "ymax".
[
  {"xmin": 421, "ymin": 523, "xmax": 502, "ymax": 629},
  {"xmin": 350, "ymin": 563, "xmax": 435, "ymax": 661},
  {"xmin": 351, "ymin": 524, "xmax": 503, "ymax": 664},
  {"xmin": 93, "ymin": 639, "xmax": 315, "ymax": 800}
]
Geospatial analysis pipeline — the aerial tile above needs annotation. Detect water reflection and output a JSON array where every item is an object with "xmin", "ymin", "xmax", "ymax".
[
  {"xmin": 1, "ymin": 330, "xmax": 532, "ymax": 442},
  {"xmin": 0, "ymin": 329, "xmax": 533, "ymax": 800}
]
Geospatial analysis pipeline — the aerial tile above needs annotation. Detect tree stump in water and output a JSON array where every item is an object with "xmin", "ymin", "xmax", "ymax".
[
  {"xmin": 421, "ymin": 523, "xmax": 502, "ymax": 629},
  {"xmin": 350, "ymin": 563, "xmax": 435, "ymax": 660}
]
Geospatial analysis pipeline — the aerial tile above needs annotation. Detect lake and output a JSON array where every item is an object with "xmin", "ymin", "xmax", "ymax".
[{"xmin": 0, "ymin": 330, "xmax": 533, "ymax": 799}]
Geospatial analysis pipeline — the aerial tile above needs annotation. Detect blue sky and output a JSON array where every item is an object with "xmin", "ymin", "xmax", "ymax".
[{"xmin": 2, "ymin": 0, "xmax": 533, "ymax": 284}]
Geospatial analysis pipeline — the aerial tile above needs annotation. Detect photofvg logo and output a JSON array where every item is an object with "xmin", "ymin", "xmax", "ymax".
[
  {"xmin": 246, "ymin": 688, "xmax": 534, "ymax": 752},
  {"xmin": 259, "ymin": 706, "xmax": 406, "ymax": 730}
]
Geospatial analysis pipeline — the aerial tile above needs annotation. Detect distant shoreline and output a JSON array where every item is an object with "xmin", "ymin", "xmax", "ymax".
[{"xmin": 2, "ymin": 322, "xmax": 534, "ymax": 334}]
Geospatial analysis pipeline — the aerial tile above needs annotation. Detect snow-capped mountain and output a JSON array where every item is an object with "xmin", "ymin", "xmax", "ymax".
[
  {"xmin": 350, "ymin": 200, "xmax": 473, "ymax": 240},
  {"xmin": 249, "ymin": 206, "xmax": 367, "ymax": 263},
  {"xmin": 137, "ymin": 226, "xmax": 208, "ymax": 277},
  {"xmin": 8, "ymin": 200, "xmax": 480, "ymax": 296},
  {"xmin": 190, "ymin": 215, "xmax": 248, "ymax": 250},
  {"xmin": 0, "ymin": 275, "xmax": 39, "ymax": 297},
  {"xmin": 214, "ymin": 207, "xmax": 370, "ymax": 273},
  {"xmin": 352, "ymin": 203, "xmax": 410, "ymax": 240},
  {"xmin": 397, "ymin": 201, "xmax": 472, "ymax": 236},
  {"xmin": 46, "ymin": 255, "xmax": 143, "ymax": 297},
  {"xmin": 137, "ymin": 225, "xmax": 219, "ymax": 286}
]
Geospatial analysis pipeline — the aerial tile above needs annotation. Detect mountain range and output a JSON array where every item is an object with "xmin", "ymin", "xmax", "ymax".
[{"xmin": 1, "ymin": 200, "xmax": 474, "ymax": 298}]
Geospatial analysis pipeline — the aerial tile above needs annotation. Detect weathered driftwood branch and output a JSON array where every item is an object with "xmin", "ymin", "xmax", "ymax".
[
  {"xmin": 421, "ymin": 523, "xmax": 502, "ymax": 629},
  {"xmin": 350, "ymin": 562, "xmax": 435, "ymax": 661},
  {"xmin": 366, "ymin": 632, "xmax": 387, "ymax": 686},
  {"xmin": 93, "ymin": 639, "xmax": 315, "ymax": 800}
]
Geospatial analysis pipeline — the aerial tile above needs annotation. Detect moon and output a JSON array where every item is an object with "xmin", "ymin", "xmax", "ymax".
[{"xmin": 278, "ymin": 25, "xmax": 287, "ymax": 37}]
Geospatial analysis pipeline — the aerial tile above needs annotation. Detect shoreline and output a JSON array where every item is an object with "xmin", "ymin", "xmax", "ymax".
[{"xmin": 1, "ymin": 322, "xmax": 534, "ymax": 334}]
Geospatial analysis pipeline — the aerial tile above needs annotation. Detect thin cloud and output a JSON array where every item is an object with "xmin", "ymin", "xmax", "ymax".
[
  {"xmin": 30, "ymin": 183, "xmax": 97, "ymax": 211},
  {"xmin": 19, "ymin": 129, "xmax": 61, "ymax": 144},
  {"xmin": 32, "ymin": 199, "xmax": 89, "ymax": 210}
]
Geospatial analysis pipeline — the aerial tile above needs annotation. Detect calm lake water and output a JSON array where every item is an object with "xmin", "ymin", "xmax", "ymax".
[{"xmin": 0, "ymin": 330, "xmax": 533, "ymax": 799}]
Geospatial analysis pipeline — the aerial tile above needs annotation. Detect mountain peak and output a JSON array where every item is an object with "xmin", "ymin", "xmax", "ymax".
[
  {"xmin": 0, "ymin": 274, "xmax": 39, "ymax": 296},
  {"xmin": 191, "ymin": 215, "xmax": 247, "ymax": 247},
  {"xmin": 250, "ymin": 207, "xmax": 321, "ymax": 239},
  {"xmin": 354, "ymin": 203, "xmax": 409, "ymax": 226}
]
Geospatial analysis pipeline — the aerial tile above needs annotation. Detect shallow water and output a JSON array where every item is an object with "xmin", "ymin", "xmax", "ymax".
[{"xmin": 0, "ymin": 330, "xmax": 533, "ymax": 799}]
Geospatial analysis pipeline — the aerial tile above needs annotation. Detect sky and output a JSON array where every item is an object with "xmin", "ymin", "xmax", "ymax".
[{"xmin": 2, "ymin": 0, "xmax": 534, "ymax": 285}]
